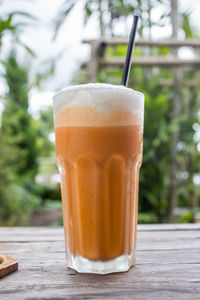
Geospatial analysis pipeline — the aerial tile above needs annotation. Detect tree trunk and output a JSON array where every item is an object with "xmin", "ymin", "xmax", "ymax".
[
  {"xmin": 108, "ymin": 0, "xmax": 114, "ymax": 36},
  {"xmin": 147, "ymin": 0, "xmax": 152, "ymax": 40},
  {"xmin": 98, "ymin": 0, "xmax": 105, "ymax": 37},
  {"xmin": 167, "ymin": 0, "xmax": 181, "ymax": 222},
  {"xmin": 137, "ymin": 0, "xmax": 144, "ymax": 38}
]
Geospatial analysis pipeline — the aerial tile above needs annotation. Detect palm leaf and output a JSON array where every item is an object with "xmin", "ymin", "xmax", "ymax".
[
  {"xmin": 10, "ymin": 11, "xmax": 37, "ymax": 21},
  {"xmin": 52, "ymin": 0, "xmax": 76, "ymax": 40},
  {"xmin": 83, "ymin": 2, "xmax": 93, "ymax": 25}
]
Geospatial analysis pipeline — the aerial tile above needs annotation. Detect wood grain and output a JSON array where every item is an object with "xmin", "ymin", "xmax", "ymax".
[
  {"xmin": 82, "ymin": 57, "xmax": 200, "ymax": 69},
  {"xmin": 99, "ymin": 57, "xmax": 200, "ymax": 67},
  {"xmin": 0, "ymin": 225, "xmax": 200, "ymax": 300}
]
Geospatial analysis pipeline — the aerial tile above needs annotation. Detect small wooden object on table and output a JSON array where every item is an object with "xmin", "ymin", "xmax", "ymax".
[{"xmin": 0, "ymin": 254, "xmax": 18, "ymax": 279}]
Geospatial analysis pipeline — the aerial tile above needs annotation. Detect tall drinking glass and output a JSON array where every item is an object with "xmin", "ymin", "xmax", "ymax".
[{"xmin": 53, "ymin": 83, "xmax": 144, "ymax": 274}]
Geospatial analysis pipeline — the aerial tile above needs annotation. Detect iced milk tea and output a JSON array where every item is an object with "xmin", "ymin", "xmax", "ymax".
[{"xmin": 53, "ymin": 83, "xmax": 144, "ymax": 274}]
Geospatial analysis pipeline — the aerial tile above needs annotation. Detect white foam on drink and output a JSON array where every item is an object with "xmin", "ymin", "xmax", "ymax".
[{"xmin": 53, "ymin": 83, "xmax": 144, "ymax": 127}]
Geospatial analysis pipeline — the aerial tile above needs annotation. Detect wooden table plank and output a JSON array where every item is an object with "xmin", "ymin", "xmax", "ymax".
[
  {"xmin": 0, "ymin": 225, "xmax": 200, "ymax": 300},
  {"xmin": 1, "ymin": 231, "xmax": 200, "ymax": 251},
  {"xmin": 1, "ymin": 225, "xmax": 200, "ymax": 240},
  {"xmin": 1, "ymin": 223, "xmax": 199, "ymax": 237},
  {"xmin": 1, "ymin": 249, "xmax": 199, "ymax": 265}
]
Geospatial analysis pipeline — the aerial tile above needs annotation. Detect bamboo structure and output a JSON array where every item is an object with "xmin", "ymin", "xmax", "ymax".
[
  {"xmin": 82, "ymin": 39, "xmax": 200, "ymax": 82},
  {"xmin": 83, "ymin": 38, "xmax": 200, "ymax": 47}
]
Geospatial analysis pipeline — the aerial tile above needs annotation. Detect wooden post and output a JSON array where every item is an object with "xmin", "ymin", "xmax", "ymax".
[
  {"xmin": 98, "ymin": 0, "xmax": 105, "ymax": 37},
  {"xmin": 167, "ymin": 0, "xmax": 181, "ymax": 222},
  {"xmin": 88, "ymin": 41, "xmax": 100, "ymax": 82}
]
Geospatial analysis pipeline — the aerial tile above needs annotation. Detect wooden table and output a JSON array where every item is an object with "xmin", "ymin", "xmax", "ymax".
[{"xmin": 1, "ymin": 224, "xmax": 200, "ymax": 299}]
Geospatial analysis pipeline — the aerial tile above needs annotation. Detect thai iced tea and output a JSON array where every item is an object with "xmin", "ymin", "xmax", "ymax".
[{"xmin": 53, "ymin": 84, "xmax": 144, "ymax": 274}]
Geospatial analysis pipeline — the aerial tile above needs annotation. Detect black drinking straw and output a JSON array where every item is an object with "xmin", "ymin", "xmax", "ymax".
[{"xmin": 121, "ymin": 14, "xmax": 139, "ymax": 87}]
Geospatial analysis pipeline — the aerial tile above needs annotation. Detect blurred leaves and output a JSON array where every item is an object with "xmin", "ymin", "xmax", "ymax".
[
  {"xmin": 0, "ymin": 10, "xmax": 36, "ymax": 49},
  {"xmin": 16, "ymin": 38, "xmax": 36, "ymax": 57},
  {"xmin": 52, "ymin": 0, "xmax": 77, "ymax": 40},
  {"xmin": 34, "ymin": 61, "xmax": 55, "ymax": 88},
  {"xmin": 84, "ymin": 1, "xmax": 95, "ymax": 25},
  {"xmin": 1, "ymin": 0, "xmax": 200, "ymax": 225},
  {"xmin": 0, "ymin": 52, "xmax": 40, "ymax": 224},
  {"xmin": 33, "ymin": 106, "xmax": 54, "ymax": 157},
  {"xmin": 0, "ymin": 184, "xmax": 41, "ymax": 225},
  {"xmin": 181, "ymin": 12, "xmax": 194, "ymax": 38}
]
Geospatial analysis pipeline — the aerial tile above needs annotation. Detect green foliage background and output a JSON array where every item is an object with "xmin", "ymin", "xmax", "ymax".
[{"xmin": 1, "ymin": 0, "xmax": 200, "ymax": 225}]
